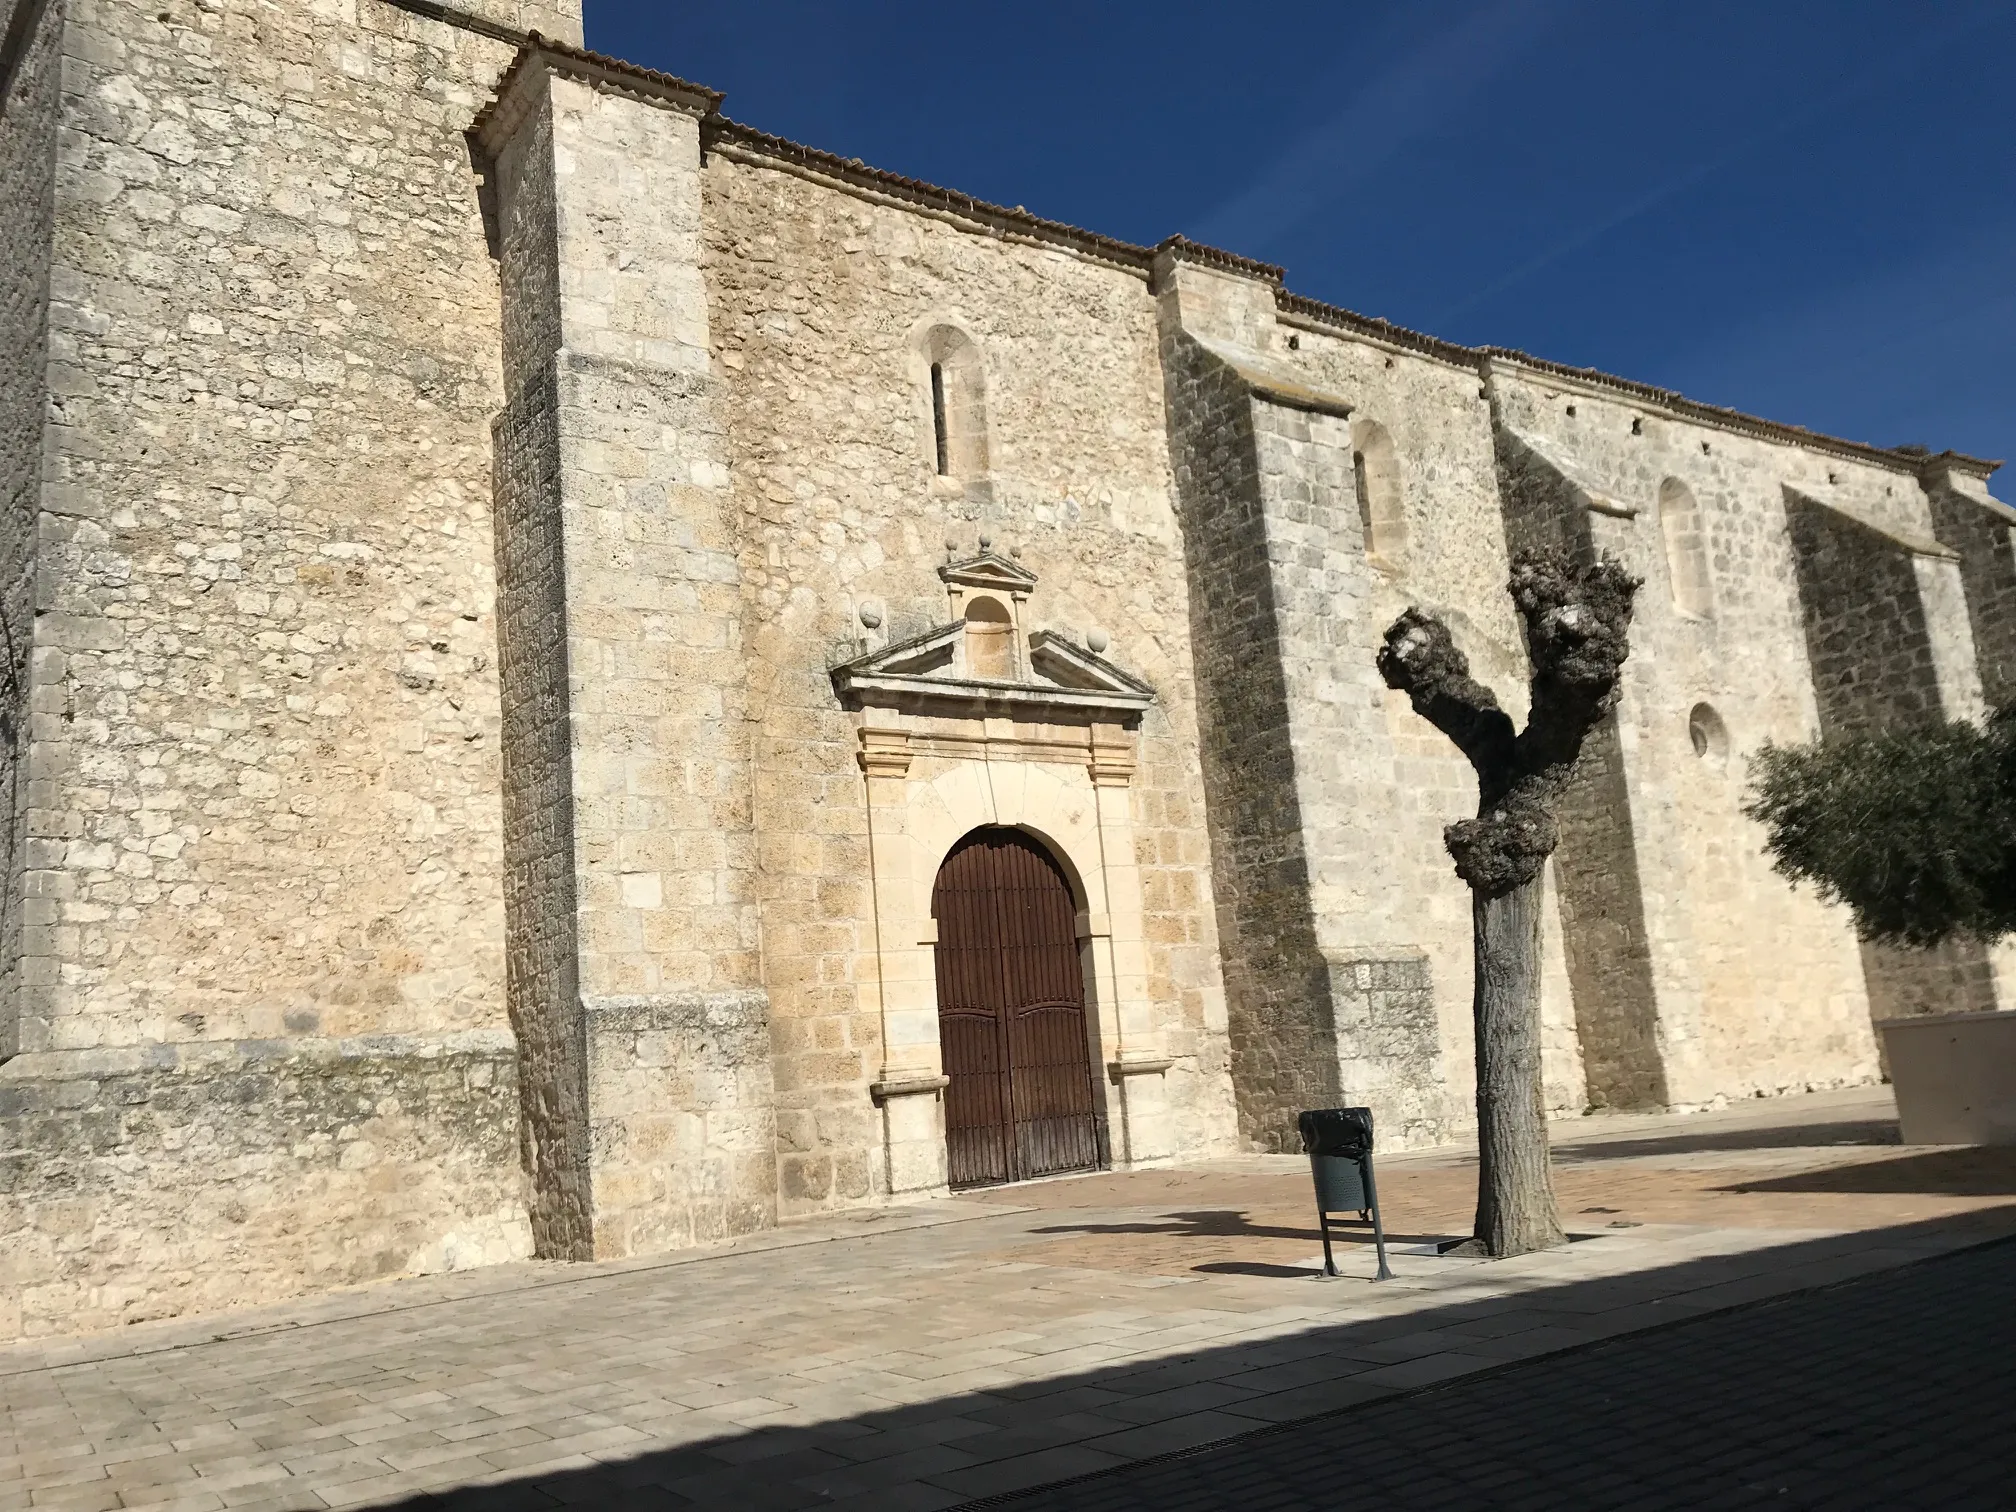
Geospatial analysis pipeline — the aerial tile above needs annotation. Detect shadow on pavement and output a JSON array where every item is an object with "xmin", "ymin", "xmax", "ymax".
[
  {"xmin": 1550, "ymin": 1117, "xmax": 1900, "ymax": 1162},
  {"xmin": 362, "ymin": 1210, "xmax": 2016, "ymax": 1512},
  {"xmin": 1721, "ymin": 1146, "xmax": 2016, "ymax": 1197}
]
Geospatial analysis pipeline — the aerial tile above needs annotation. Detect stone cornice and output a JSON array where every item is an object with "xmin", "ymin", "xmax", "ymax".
[
  {"xmin": 471, "ymin": 34, "xmax": 722, "ymax": 154},
  {"xmin": 704, "ymin": 119, "xmax": 1161, "ymax": 276},
  {"xmin": 1154, "ymin": 235, "xmax": 1285, "ymax": 286},
  {"xmin": 1481, "ymin": 351, "xmax": 1999, "ymax": 482},
  {"xmin": 831, "ymin": 622, "xmax": 1155, "ymax": 722},
  {"xmin": 464, "ymin": 38, "xmax": 1999, "ymax": 484},
  {"xmin": 1275, "ymin": 291, "xmax": 1477, "ymax": 369},
  {"xmin": 1902, "ymin": 447, "xmax": 2008, "ymax": 489}
]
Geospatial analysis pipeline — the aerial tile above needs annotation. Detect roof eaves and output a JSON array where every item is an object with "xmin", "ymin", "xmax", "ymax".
[
  {"xmin": 706, "ymin": 119, "xmax": 1159, "ymax": 276},
  {"xmin": 1273, "ymin": 290, "xmax": 1481, "ymax": 369},
  {"xmin": 1482, "ymin": 348, "xmax": 1997, "ymax": 479},
  {"xmin": 463, "ymin": 39, "xmax": 1999, "ymax": 484},
  {"xmin": 471, "ymin": 33, "xmax": 724, "ymax": 151}
]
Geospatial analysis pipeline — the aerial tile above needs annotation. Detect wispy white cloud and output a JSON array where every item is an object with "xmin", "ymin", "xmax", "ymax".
[{"xmin": 1187, "ymin": 0, "xmax": 1571, "ymax": 253}]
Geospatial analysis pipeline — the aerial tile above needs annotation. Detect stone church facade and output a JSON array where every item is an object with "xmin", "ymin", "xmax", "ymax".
[{"xmin": 2, "ymin": 0, "xmax": 2012, "ymax": 1338}]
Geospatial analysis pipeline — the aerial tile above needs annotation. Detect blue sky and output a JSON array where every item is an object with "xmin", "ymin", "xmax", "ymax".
[{"xmin": 586, "ymin": 1, "xmax": 2015, "ymax": 476}]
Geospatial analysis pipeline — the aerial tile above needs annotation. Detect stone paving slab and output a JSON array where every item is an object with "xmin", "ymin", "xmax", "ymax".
[
  {"xmin": 971, "ymin": 1232, "xmax": 2016, "ymax": 1511},
  {"xmin": 3, "ymin": 1089, "xmax": 2012, "ymax": 1510}
]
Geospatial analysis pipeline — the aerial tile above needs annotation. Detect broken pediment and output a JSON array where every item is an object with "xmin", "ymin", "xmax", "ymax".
[{"xmin": 831, "ymin": 623, "xmax": 1155, "ymax": 721}]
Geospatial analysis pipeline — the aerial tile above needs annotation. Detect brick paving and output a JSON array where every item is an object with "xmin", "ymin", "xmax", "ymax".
[
  {"xmin": 2, "ymin": 1088, "xmax": 2012, "ymax": 1510},
  {"xmin": 976, "ymin": 1233, "xmax": 2016, "ymax": 1511}
]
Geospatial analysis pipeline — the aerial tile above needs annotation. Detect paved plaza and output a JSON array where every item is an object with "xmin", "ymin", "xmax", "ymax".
[
  {"xmin": 980, "ymin": 1232, "xmax": 2016, "ymax": 1511},
  {"xmin": 5, "ymin": 1088, "xmax": 2014, "ymax": 1510}
]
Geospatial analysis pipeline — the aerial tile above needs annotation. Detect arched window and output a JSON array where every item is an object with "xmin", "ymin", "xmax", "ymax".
[
  {"xmin": 1659, "ymin": 477, "xmax": 1712, "ymax": 618},
  {"xmin": 1350, "ymin": 418, "xmax": 1407, "ymax": 570},
  {"xmin": 962, "ymin": 595, "xmax": 1015, "ymax": 680},
  {"xmin": 915, "ymin": 324, "xmax": 989, "ymax": 483}
]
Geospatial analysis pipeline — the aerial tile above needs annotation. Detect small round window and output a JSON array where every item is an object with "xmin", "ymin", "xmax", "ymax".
[{"xmin": 1688, "ymin": 702, "xmax": 1729, "ymax": 766}]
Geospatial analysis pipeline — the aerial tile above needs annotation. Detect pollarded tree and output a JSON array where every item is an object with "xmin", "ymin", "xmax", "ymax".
[
  {"xmin": 1377, "ymin": 551, "xmax": 1639, "ymax": 1258},
  {"xmin": 1744, "ymin": 705, "xmax": 2016, "ymax": 947}
]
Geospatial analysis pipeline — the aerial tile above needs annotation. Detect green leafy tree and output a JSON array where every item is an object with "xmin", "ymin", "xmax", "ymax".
[{"xmin": 1744, "ymin": 705, "xmax": 2016, "ymax": 947}]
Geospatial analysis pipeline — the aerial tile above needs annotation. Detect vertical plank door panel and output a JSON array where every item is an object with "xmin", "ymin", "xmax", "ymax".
[{"xmin": 932, "ymin": 828, "xmax": 1103, "ymax": 1188}]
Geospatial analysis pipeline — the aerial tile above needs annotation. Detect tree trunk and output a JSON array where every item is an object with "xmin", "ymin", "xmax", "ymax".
[{"xmin": 1467, "ymin": 874, "xmax": 1566, "ymax": 1257}]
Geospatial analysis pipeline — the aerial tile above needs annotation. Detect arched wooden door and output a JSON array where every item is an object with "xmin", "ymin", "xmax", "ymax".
[{"xmin": 933, "ymin": 828, "xmax": 1105, "ymax": 1188}]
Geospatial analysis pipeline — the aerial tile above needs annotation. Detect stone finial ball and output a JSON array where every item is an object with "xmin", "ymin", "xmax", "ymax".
[
  {"xmin": 1087, "ymin": 628, "xmax": 1110, "ymax": 654},
  {"xmin": 857, "ymin": 600, "xmax": 883, "ymax": 630}
]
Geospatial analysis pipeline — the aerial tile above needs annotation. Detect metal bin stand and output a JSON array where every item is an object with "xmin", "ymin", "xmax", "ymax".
[{"xmin": 1297, "ymin": 1107, "xmax": 1393, "ymax": 1282}]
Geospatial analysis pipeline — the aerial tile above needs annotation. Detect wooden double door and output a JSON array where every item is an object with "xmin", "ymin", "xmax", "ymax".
[{"xmin": 933, "ymin": 828, "xmax": 1106, "ymax": 1189}]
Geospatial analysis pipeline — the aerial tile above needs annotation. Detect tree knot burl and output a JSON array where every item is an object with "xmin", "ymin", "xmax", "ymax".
[{"xmin": 1379, "ymin": 551, "xmax": 1641, "ymax": 898}]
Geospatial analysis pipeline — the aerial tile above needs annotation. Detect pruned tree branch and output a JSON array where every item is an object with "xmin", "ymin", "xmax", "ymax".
[
  {"xmin": 1378, "ymin": 550, "xmax": 1640, "ymax": 897},
  {"xmin": 1510, "ymin": 553, "xmax": 1639, "ymax": 781},
  {"xmin": 1375, "ymin": 609, "xmax": 1517, "ymax": 783}
]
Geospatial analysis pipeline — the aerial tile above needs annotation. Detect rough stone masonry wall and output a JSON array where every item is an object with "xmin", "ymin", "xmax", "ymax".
[
  {"xmin": 487, "ymin": 74, "xmax": 587, "ymax": 1258},
  {"xmin": 0, "ymin": 0, "xmax": 580, "ymax": 1339},
  {"xmin": 1493, "ymin": 424, "xmax": 1666, "ymax": 1109},
  {"xmin": 0, "ymin": 1034, "xmax": 524, "ymax": 1339},
  {"xmin": 27, "ymin": 0, "xmax": 524, "ymax": 1051},
  {"xmin": 0, "ymin": 0, "xmax": 64, "ymax": 1060},
  {"xmin": 1158, "ymin": 328, "xmax": 1338, "ymax": 1153},
  {"xmin": 1784, "ymin": 493, "xmax": 1999, "ymax": 1025},
  {"xmin": 702, "ymin": 155, "xmax": 1237, "ymax": 1205},
  {"xmin": 1927, "ymin": 477, "xmax": 2016, "ymax": 712},
  {"xmin": 1277, "ymin": 316, "xmax": 1585, "ymax": 1130},
  {"xmin": 1498, "ymin": 370, "xmax": 1882, "ymax": 1107}
]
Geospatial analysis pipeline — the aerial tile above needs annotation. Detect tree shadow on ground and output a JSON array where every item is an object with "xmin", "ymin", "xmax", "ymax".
[
  {"xmin": 1550, "ymin": 1118, "xmax": 1900, "ymax": 1163},
  {"xmin": 1717, "ymin": 1147, "xmax": 2016, "ymax": 1197},
  {"xmin": 363, "ymin": 1212, "xmax": 2016, "ymax": 1512}
]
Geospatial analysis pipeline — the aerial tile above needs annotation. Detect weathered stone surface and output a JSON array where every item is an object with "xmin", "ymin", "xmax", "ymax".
[
  {"xmin": 1, "ymin": 5, "xmax": 2008, "ymax": 1342},
  {"xmin": 0, "ymin": 1033, "xmax": 527, "ymax": 1340},
  {"xmin": 0, "ymin": 0, "xmax": 62, "ymax": 1062}
]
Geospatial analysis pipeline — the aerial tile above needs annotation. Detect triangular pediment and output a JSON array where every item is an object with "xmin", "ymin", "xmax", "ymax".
[{"xmin": 939, "ymin": 550, "xmax": 1039, "ymax": 595}]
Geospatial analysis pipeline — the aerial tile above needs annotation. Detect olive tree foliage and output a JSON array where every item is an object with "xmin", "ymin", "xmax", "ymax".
[
  {"xmin": 1378, "ymin": 550, "xmax": 1640, "ymax": 1258},
  {"xmin": 1744, "ymin": 705, "xmax": 2016, "ymax": 948}
]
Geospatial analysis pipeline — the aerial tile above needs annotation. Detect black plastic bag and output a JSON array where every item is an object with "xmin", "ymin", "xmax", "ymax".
[{"xmin": 1297, "ymin": 1106, "xmax": 1374, "ymax": 1160}]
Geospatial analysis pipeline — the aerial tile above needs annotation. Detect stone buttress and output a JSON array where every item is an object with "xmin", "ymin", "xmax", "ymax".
[{"xmin": 475, "ymin": 49, "xmax": 776, "ymax": 1260}]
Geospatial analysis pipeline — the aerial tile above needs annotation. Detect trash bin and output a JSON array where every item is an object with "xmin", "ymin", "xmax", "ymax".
[{"xmin": 1298, "ymin": 1107, "xmax": 1392, "ymax": 1281}]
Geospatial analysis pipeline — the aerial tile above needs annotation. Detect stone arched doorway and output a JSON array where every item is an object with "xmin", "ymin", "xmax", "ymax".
[{"xmin": 932, "ymin": 827, "xmax": 1105, "ymax": 1188}]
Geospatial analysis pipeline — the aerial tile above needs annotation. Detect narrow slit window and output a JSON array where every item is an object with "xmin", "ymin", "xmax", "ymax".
[
  {"xmin": 1353, "ymin": 450, "xmax": 1373, "ymax": 545},
  {"xmin": 930, "ymin": 362, "xmax": 950, "ymax": 476}
]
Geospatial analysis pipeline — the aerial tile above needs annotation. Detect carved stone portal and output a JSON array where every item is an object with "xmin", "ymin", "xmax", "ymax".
[{"xmin": 830, "ymin": 549, "xmax": 1175, "ymax": 1195}]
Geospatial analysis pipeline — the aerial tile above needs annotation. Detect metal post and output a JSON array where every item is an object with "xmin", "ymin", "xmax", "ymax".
[
  {"xmin": 1317, "ymin": 1207, "xmax": 1340, "ymax": 1278},
  {"xmin": 1362, "ymin": 1153, "xmax": 1394, "ymax": 1282}
]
